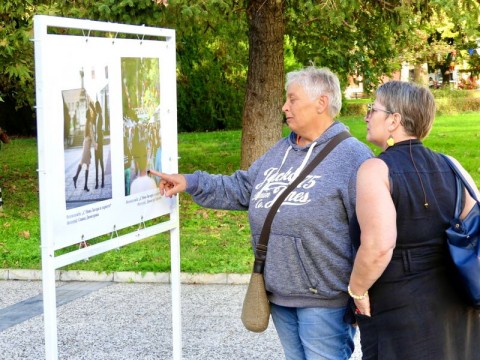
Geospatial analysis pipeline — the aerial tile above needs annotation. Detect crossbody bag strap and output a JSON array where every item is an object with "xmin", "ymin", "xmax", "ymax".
[
  {"xmin": 252, "ymin": 131, "xmax": 352, "ymax": 273},
  {"xmin": 442, "ymin": 154, "xmax": 480, "ymax": 217}
]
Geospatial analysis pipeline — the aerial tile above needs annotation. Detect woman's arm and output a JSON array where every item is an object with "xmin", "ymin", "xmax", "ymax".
[{"xmin": 348, "ymin": 158, "xmax": 397, "ymax": 316}]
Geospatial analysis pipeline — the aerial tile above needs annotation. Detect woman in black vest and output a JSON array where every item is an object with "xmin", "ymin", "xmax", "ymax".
[{"xmin": 348, "ymin": 81, "xmax": 480, "ymax": 359}]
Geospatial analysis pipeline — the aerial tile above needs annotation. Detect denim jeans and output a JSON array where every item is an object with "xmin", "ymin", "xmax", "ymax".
[{"xmin": 270, "ymin": 303, "xmax": 356, "ymax": 360}]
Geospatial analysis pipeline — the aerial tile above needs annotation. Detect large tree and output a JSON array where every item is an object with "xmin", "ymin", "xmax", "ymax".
[
  {"xmin": 241, "ymin": 0, "xmax": 285, "ymax": 169},
  {"xmin": 2, "ymin": 0, "xmax": 480, "ymax": 163},
  {"xmin": 238, "ymin": 0, "xmax": 480, "ymax": 167}
]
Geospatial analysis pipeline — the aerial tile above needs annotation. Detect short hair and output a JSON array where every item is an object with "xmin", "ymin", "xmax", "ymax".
[
  {"xmin": 375, "ymin": 81, "xmax": 435, "ymax": 140},
  {"xmin": 285, "ymin": 67, "xmax": 342, "ymax": 118}
]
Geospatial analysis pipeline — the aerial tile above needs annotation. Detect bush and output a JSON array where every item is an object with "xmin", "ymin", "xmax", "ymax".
[
  {"xmin": 342, "ymin": 90, "xmax": 480, "ymax": 117},
  {"xmin": 435, "ymin": 97, "xmax": 480, "ymax": 115},
  {"xmin": 431, "ymin": 88, "xmax": 480, "ymax": 99},
  {"xmin": 341, "ymin": 99, "xmax": 369, "ymax": 117},
  {"xmin": 176, "ymin": 33, "xmax": 246, "ymax": 132}
]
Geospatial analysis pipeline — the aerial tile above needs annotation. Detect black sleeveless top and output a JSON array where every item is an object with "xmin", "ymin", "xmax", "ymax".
[
  {"xmin": 355, "ymin": 140, "xmax": 480, "ymax": 360},
  {"xmin": 378, "ymin": 139, "xmax": 457, "ymax": 250}
]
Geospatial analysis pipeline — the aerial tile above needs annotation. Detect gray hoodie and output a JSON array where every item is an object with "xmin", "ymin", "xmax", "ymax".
[{"xmin": 185, "ymin": 121, "xmax": 373, "ymax": 308}]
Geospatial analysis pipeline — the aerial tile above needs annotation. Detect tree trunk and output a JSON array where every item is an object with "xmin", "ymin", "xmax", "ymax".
[
  {"xmin": 414, "ymin": 63, "xmax": 428, "ymax": 86},
  {"xmin": 240, "ymin": 0, "xmax": 285, "ymax": 170}
]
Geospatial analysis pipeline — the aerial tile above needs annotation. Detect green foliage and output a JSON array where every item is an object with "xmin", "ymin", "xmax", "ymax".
[
  {"xmin": 342, "ymin": 91, "xmax": 480, "ymax": 117},
  {"xmin": 343, "ymin": 97, "xmax": 480, "ymax": 117},
  {"xmin": 285, "ymin": 1, "xmax": 402, "ymax": 93},
  {"xmin": 429, "ymin": 89, "xmax": 480, "ymax": 114},
  {"xmin": 341, "ymin": 100, "xmax": 369, "ymax": 117},
  {"xmin": 431, "ymin": 88, "xmax": 480, "ymax": 98},
  {"xmin": 88, "ymin": 0, "xmax": 166, "ymax": 25},
  {"xmin": 2, "ymin": 0, "xmax": 480, "ymax": 135},
  {"xmin": 436, "ymin": 97, "xmax": 480, "ymax": 114},
  {"xmin": 285, "ymin": 1, "xmax": 480, "ymax": 94},
  {"xmin": 466, "ymin": 50, "xmax": 480, "ymax": 75},
  {"xmin": 82, "ymin": 0, "xmax": 249, "ymax": 131},
  {"xmin": 0, "ymin": 0, "xmax": 248, "ymax": 134},
  {"xmin": 77, "ymin": 0, "xmax": 249, "ymax": 131},
  {"xmin": 176, "ymin": 30, "xmax": 247, "ymax": 131},
  {"xmin": 166, "ymin": 2, "xmax": 248, "ymax": 131},
  {"xmin": 0, "ymin": 1, "xmax": 37, "ymax": 109},
  {"xmin": 284, "ymin": 35, "xmax": 303, "ymax": 74}
]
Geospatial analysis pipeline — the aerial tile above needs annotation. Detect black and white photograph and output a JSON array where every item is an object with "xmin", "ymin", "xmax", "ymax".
[{"xmin": 63, "ymin": 65, "xmax": 112, "ymax": 210}]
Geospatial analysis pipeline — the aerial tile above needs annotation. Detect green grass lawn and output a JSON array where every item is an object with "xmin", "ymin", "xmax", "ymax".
[{"xmin": 1, "ymin": 112, "xmax": 479, "ymax": 273}]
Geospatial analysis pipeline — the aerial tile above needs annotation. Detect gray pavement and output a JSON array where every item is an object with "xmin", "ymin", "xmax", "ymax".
[
  {"xmin": 64, "ymin": 143, "xmax": 113, "ymax": 209},
  {"xmin": 0, "ymin": 278, "xmax": 362, "ymax": 359}
]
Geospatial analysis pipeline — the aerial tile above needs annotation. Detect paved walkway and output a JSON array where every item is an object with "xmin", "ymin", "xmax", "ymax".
[{"xmin": 0, "ymin": 270, "xmax": 362, "ymax": 359}]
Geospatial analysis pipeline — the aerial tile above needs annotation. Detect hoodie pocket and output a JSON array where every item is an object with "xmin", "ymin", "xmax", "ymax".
[{"xmin": 259, "ymin": 234, "xmax": 334, "ymax": 298}]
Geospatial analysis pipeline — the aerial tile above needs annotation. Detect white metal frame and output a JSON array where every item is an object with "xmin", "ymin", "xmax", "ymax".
[{"xmin": 33, "ymin": 15, "xmax": 181, "ymax": 360}]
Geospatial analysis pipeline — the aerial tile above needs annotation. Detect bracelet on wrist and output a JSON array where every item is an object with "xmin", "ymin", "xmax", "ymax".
[{"xmin": 348, "ymin": 285, "xmax": 368, "ymax": 300}]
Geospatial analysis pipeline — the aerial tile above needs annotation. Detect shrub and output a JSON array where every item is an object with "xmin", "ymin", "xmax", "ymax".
[
  {"xmin": 343, "ymin": 90, "xmax": 480, "ymax": 117},
  {"xmin": 341, "ymin": 101, "xmax": 369, "ymax": 117},
  {"xmin": 435, "ymin": 97, "xmax": 480, "ymax": 115}
]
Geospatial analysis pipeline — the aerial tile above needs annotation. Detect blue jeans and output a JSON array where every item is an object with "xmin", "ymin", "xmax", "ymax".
[{"xmin": 270, "ymin": 303, "xmax": 356, "ymax": 360}]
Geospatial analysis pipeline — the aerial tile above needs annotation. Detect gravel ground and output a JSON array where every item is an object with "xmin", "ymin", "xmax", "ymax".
[{"xmin": 0, "ymin": 280, "xmax": 362, "ymax": 359}]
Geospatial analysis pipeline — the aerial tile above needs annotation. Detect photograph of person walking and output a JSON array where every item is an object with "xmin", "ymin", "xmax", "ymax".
[
  {"xmin": 348, "ymin": 81, "xmax": 480, "ymax": 359},
  {"xmin": 63, "ymin": 65, "xmax": 112, "ymax": 210},
  {"xmin": 72, "ymin": 101, "xmax": 96, "ymax": 192},
  {"xmin": 150, "ymin": 66, "xmax": 373, "ymax": 359},
  {"xmin": 94, "ymin": 100, "xmax": 105, "ymax": 189}
]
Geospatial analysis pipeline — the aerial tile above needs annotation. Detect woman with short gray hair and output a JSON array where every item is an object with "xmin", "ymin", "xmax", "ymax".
[
  {"xmin": 349, "ymin": 80, "xmax": 480, "ymax": 359},
  {"xmin": 154, "ymin": 66, "xmax": 373, "ymax": 359}
]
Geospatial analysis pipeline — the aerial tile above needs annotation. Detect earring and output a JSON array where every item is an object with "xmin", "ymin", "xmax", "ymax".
[{"xmin": 387, "ymin": 135, "xmax": 395, "ymax": 147}]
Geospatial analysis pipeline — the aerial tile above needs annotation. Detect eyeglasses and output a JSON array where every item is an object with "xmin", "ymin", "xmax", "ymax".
[{"xmin": 366, "ymin": 103, "xmax": 393, "ymax": 118}]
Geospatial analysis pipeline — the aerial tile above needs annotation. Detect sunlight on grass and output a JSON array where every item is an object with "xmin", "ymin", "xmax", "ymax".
[{"xmin": 0, "ymin": 112, "xmax": 479, "ymax": 273}]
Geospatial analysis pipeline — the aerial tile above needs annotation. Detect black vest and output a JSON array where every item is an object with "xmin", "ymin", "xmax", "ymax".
[{"xmin": 378, "ymin": 139, "xmax": 456, "ymax": 249}]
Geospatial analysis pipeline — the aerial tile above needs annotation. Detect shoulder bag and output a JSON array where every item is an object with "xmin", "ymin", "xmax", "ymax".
[
  {"xmin": 442, "ymin": 155, "xmax": 480, "ymax": 307},
  {"xmin": 241, "ymin": 131, "xmax": 351, "ymax": 332}
]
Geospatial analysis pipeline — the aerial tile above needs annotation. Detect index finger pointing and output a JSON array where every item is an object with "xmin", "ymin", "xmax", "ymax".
[{"xmin": 147, "ymin": 169, "xmax": 162, "ymax": 177}]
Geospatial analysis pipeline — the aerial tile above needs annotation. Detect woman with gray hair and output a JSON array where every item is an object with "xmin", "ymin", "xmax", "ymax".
[
  {"xmin": 348, "ymin": 81, "xmax": 480, "ymax": 359},
  {"xmin": 152, "ymin": 66, "xmax": 372, "ymax": 359}
]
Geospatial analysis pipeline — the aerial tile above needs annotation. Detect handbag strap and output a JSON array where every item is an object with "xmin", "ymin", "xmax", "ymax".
[
  {"xmin": 442, "ymin": 154, "xmax": 480, "ymax": 218},
  {"xmin": 252, "ymin": 131, "xmax": 351, "ymax": 273}
]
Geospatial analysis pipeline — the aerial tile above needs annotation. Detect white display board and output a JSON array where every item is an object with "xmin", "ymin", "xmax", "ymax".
[{"xmin": 34, "ymin": 15, "xmax": 181, "ymax": 360}]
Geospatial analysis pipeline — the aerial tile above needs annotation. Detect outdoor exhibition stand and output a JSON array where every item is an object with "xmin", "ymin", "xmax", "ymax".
[{"xmin": 34, "ymin": 15, "xmax": 181, "ymax": 359}]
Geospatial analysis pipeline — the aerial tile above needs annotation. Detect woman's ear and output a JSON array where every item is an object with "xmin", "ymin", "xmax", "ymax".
[
  {"xmin": 316, "ymin": 94, "xmax": 328, "ymax": 114},
  {"xmin": 388, "ymin": 113, "xmax": 402, "ymax": 131}
]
